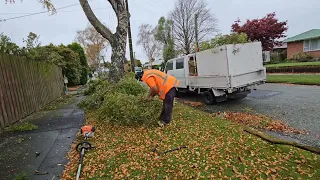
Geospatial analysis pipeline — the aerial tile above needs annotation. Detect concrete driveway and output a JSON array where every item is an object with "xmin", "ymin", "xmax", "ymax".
[{"xmin": 179, "ymin": 83, "xmax": 320, "ymax": 147}]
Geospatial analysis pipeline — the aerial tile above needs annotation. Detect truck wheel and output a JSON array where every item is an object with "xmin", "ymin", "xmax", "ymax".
[{"xmin": 203, "ymin": 91, "xmax": 215, "ymax": 105}]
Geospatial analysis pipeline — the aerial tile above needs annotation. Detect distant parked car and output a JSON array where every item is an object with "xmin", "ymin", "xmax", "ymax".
[{"xmin": 135, "ymin": 67, "xmax": 143, "ymax": 79}]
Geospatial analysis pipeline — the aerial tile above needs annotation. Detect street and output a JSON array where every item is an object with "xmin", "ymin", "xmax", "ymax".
[{"xmin": 179, "ymin": 83, "xmax": 320, "ymax": 147}]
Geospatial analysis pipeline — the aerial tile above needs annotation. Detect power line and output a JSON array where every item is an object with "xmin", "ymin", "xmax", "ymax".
[
  {"xmin": 0, "ymin": 3, "xmax": 80, "ymax": 22},
  {"xmin": 0, "ymin": 12, "xmax": 31, "ymax": 15},
  {"xmin": 0, "ymin": 7, "xmax": 112, "ymax": 15},
  {"xmin": 0, "ymin": 0, "xmax": 169, "ymax": 22}
]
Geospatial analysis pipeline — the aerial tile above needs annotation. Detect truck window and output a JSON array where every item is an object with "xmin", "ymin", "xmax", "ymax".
[
  {"xmin": 166, "ymin": 61, "xmax": 173, "ymax": 71},
  {"xmin": 176, "ymin": 58, "xmax": 184, "ymax": 69}
]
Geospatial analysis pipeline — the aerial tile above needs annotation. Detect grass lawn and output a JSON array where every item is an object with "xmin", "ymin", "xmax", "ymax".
[
  {"xmin": 62, "ymin": 104, "xmax": 319, "ymax": 180},
  {"xmin": 267, "ymin": 74, "xmax": 320, "ymax": 85},
  {"xmin": 265, "ymin": 61, "xmax": 320, "ymax": 68},
  {"xmin": 6, "ymin": 122, "xmax": 38, "ymax": 132}
]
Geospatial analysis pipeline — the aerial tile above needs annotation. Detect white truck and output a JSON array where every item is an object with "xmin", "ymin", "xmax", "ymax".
[{"xmin": 165, "ymin": 42, "xmax": 267, "ymax": 104}]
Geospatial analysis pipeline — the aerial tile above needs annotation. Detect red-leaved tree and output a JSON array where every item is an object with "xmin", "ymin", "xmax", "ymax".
[{"xmin": 231, "ymin": 12, "xmax": 288, "ymax": 50}]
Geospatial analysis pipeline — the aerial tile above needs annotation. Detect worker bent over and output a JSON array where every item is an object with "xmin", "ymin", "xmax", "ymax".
[{"xmin": 137, "ymin": 69, "xmax": 180, "ymax": 127}]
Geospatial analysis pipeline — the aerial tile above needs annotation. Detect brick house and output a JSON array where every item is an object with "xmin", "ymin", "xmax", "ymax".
[{"xmin": 284, "ymin": 29, "xmax": 320, "ymax": 59}]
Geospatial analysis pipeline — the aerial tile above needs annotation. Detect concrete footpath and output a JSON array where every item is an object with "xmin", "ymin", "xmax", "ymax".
[{"xmin": 0, "ymin": 95, "xmax": 85, "ymax": 180}]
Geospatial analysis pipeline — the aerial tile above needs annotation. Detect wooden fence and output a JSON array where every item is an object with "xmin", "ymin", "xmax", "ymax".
[{"xmin": 0, "ymin": 54, "xmax": 64, "ymax": 128}]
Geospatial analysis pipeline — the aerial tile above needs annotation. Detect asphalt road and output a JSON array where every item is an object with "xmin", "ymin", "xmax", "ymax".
[{"xmin": 179, "ymin": 83, "xmax": 320, "ymax": 147}]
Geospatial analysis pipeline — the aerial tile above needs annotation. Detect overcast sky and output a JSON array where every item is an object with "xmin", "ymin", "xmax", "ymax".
[{"xmin": 1, "ymin": 0, "xmax": 319, "ymax": 63}]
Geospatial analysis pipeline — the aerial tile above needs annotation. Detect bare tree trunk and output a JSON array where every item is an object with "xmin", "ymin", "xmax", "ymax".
[
  {"xmin": 79, "ymin": 0, "xmax": 128, "ymax": 83},
  {"xmin": 148, "ymin": 60, "xmax": 152, "ymax": 69},
  {"xmin": 110, "ymin": 35, "xmax": 126, "ymax": 82}
]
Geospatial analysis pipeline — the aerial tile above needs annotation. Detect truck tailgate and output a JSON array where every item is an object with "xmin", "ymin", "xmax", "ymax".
[{"xmin": 229, "ymin": 68, "xmax": 266, "ymax": 88}]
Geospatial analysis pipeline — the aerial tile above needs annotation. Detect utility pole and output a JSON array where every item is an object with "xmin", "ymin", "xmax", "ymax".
[
  {"xmin": 125, "ymin": 0, "xmax": 135, "ymax": 72},
  {"xmin": 134, "ymin": 52, "xmax": 137, "ymax": 67},
  {"xmin": 195, "ymin": 13, "xmax": 199, "ymax": 52},
  {"xmin": 101, "ymin": 55, "xmax": 106, "ymax": 70}
]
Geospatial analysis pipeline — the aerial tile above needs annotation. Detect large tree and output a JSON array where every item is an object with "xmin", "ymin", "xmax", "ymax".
[
  {"xmin": 155, "ymin": 17, "xmax": 175, "ymax": 65},
  {"xmin": 79, "ymin": 0, "xmax": 128, "ymax": 82},
  {"xmin": 137, "ymin": 24, "xmax": 160, "ymax": 69},
  {"xmin": 6, "ymin": 0, "xmax": 127, "ymax": 82},
  {"xmin": 75, "ymin": 24, "xmax": 109, "ymax": 71},
  {"xmin": 170, "ymin": 0, "xmax": 218, "ymax": 55},
  {"xmin": 231, "ymin": 12, "xmax": 288, "ymax": 50}
]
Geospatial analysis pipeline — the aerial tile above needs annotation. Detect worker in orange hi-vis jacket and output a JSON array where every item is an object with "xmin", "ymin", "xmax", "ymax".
[{"xmin": 136, "ymin": 69, "xmax": 180, "ymax": 127}]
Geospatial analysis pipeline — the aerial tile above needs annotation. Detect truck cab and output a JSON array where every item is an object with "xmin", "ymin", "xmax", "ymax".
[{"xmin": 165, "ymin": 54, "xmax": 197, "ymax": 89}]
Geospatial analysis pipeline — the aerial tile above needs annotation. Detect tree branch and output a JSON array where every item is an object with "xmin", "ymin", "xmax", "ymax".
[{"xmin": 79, "ymin": 0, "xmax": 114, "ymax": 44}]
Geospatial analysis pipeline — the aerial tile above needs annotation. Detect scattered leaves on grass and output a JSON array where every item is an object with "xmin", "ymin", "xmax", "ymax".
[
  {"xmin": 61, "ymin": 104, "xmax": 319, "ymax": 180},
  {"xmin": 62, "ymin": 73, "xmax": 318, "ymax": 179},
  {"xmin": 216, "ymin": 112, "xmax": 305, "ymax": 134},
  {"xmin": 180, "ymin": 100, "xmax": 203, "ymax": 107}
]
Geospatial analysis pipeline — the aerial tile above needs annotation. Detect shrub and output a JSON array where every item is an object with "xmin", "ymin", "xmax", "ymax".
[
  {"xmin": 118, "ymin": 73, "xmax": 148, "ymax": 96},
  {"xmin": 83, "ymin": 79, "xmax": 103, "ymax": 96},
  {"xmin": 270, "ymin": 53, "xmax": 283, "ymax": 64},
  {"xmin": 79, "ymin": 80, "xmax": 115, "ymax": 110},
  {"xmin": 97, "ymin": 93, "xmax": 162, "ymax": 126},
  {"xmin": 265, "ymin": 50, "xmax": 287, "ymax": 65},
  {"xmin": 291, "ymin": 52, "xmax": 313, "ymax": 62}
]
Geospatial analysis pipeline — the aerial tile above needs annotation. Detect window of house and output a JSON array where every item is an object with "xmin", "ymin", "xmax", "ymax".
[
  {"xmin": 304, "ymin": 38, "xmax": 320, "ymax": 51},
  {"xmin": 166, "ymin": 61, "xmax": 173, "ymax": 71},
  {"xmin": 176, "ymin": 58, "xmax": 184, "ymax": 69}
]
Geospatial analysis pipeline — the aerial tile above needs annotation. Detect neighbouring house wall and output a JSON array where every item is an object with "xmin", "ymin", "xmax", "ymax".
[
  {"xmin": 287, "ymin": 41, "xmax": 303, "ymax": 59},
  {"xmin": 287, "ymin": 40, "xmax": 320, "ymax": 59}
]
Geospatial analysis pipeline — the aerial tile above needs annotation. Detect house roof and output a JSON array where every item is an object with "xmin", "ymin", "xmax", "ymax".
[{"xmin": 284, "ymin": 29, "xmax": 320, "ymax": 43}]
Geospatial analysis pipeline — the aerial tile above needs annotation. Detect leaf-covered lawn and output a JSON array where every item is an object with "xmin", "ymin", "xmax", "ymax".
[{"xmin": 62, "ymin": 103, "xmax": 319, "ymax": 180}]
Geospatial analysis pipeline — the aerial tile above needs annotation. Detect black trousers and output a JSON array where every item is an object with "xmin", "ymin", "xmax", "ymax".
[{"xmin": 160, "ymin": 88, "xmax": 176, "ymax": 124}]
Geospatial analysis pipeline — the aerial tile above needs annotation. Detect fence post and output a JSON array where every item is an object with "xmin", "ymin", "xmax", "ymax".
[{"xmin": 0, "ymin": 86, "xmax": 6, "ymax": 128}]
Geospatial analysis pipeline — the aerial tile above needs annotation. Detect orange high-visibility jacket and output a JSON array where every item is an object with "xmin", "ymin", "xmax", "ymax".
[{"xmin": 142, "ymin": 69, "xmax": 180, "ymax": 100}]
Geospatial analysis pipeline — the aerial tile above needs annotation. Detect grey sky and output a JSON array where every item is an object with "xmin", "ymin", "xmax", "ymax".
[{"xmin": 0, "ymin": 0, "xmax": 319, "ymax": 63}]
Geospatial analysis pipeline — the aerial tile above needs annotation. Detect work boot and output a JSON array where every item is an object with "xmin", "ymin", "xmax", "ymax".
[{"xmin": 158, "ymin": 120, "xmax": 167, "ymax": 127}]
